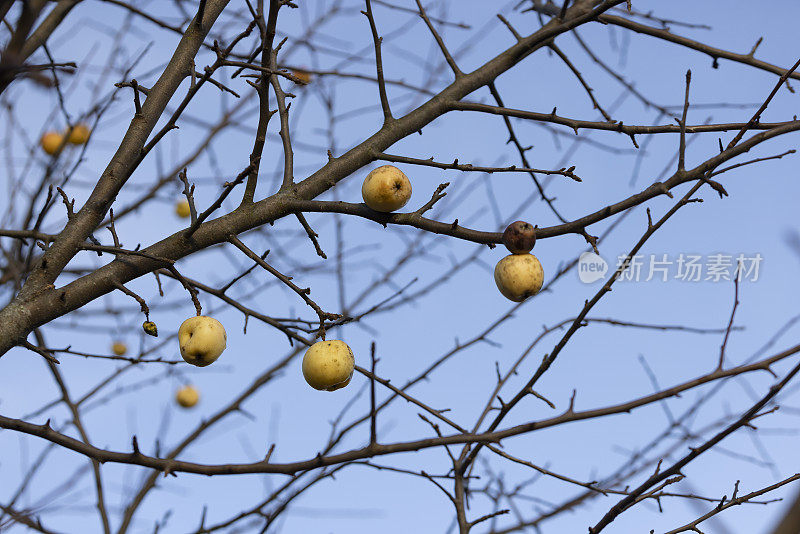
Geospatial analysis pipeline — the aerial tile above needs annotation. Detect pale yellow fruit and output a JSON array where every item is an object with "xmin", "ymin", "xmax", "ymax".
[
  {"xmin": 494, "ymin": 253, "xmax": 544, "ymax": 302},
  {"xmin": 40, "ymin": 131, "xmax": 63, "ymax": 155},
  {"xmin": 176, "ymin": 385, "xmax": 200, "ymax": 408},
  {"xmin": 111, "ymin": 341, "xmax": 127, "ymax": 356},
  {"xmin": 361, "ymin": 165, "xmax": 412, "ymax": 212},
  {"xmin": 178, "ymin": 316, "xmax": 227, "ymax": 367},
  {"xmin": 175, "ymin": 199, "xmax": 191, "ymax": 218},
  {"xmin": 302, "ymin": 340, "xmax": 355, "ymax": 391},
  {"xmin": 66, "ymin": 123, "xmax": 90, "ymax": 145}
]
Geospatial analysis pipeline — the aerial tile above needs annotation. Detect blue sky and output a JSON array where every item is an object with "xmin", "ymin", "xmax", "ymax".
[{"xmin": 1, "ymin": 1, "xmax": 800, "ymax": 533}]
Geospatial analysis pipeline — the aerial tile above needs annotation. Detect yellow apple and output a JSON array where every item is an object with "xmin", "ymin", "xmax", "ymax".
[
  {"xmin": 111, "ymin": 341, "xmax": 127, "ymax": 356},
  {"xmin": 302, "ymin": 340, "xmax": 355, "ymax": 391},
  {"xmin": 361, "ymin": 165, "xmax": 412, "ymax": 212},
  {"xmin": 175, "ymin": 385, "xmax": 200, "ymax": 408},
  {"xmin": 494, "ymin": 253, "xmax": 544, "ymax": 302},
  {"xmin": 178, "ymin": 316, "xmax": 227, "ymax": 367},
  {"xmin": 40, "ymin": 131, "xmax": 63, "ymax": 155},
  {"xmin": 175, "ymin": 199, "xmax": 191, "ymax": 218},
  {"xmin": 66, "ymin": 123, "xmax": 90, "ymax": 145}
]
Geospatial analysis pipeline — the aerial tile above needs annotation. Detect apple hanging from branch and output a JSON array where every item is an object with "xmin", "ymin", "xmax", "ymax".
[
  {"xmin": 178, "ymin": 316, "xmax": 227, "ymax": 367},
  {"xmin": 302, "ymin": 340, "xmax": 355, "ymax": 391}
]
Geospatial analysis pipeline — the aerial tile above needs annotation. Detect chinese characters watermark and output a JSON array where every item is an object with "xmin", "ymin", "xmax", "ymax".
[{"xmin": 578, "ymin": 253, "xmax": 762, "ymax": 284}]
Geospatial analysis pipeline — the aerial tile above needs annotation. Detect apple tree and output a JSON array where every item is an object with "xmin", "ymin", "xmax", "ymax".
[{"xmin": 1, "ymin": 1, "xmax": 800, "ymax": 533}]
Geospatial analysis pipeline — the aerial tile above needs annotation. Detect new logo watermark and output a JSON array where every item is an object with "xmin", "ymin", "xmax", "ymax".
[
  {"xmin": 578, "ymin": 252, "xmax": 608, "ymax": 283},
  {"xmin": 577, "ymin": 252, "xmax": 763, "ymax": 284}
]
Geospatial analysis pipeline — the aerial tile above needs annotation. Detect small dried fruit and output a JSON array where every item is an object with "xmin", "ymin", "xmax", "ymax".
[
  {"xmin": 502, "ymin": 221, "xmax": 536, "ymax": 254},
  {"xmin": 142, "ymin": 320, "xmax": 158, "ymax": 337},
  {"xmin": 292, "ymin": 69, "xmax": 312, "ymax": 85}
]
